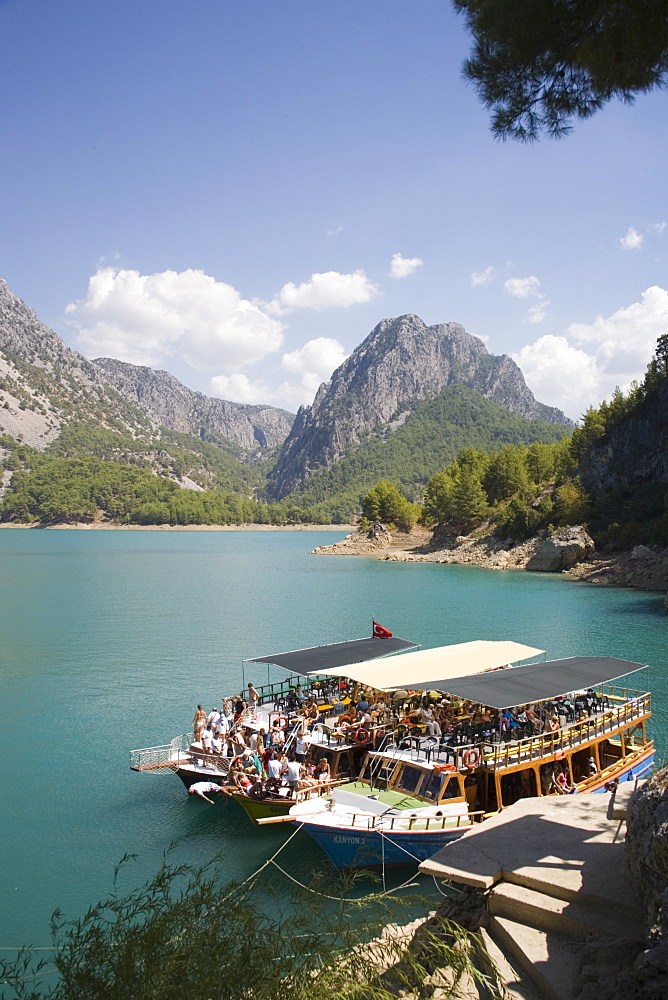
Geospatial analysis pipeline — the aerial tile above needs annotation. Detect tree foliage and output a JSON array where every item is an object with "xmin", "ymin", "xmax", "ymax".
[
  {"xmin": 454, "ymin": 0, "xmax": 668, "ymax": 140},
  {"xmin": 0, "ymin": 855, "xmax": 505, "ymax": 1000},
  {"xmin": 360, "ymin": 480, "xmax": 418, "ymax": 531}
]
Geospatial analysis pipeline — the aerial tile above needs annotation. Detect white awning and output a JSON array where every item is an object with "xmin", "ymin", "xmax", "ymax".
[{"xmin": 313, "ymin": 640, "xmax": 544, "ymax": 691}]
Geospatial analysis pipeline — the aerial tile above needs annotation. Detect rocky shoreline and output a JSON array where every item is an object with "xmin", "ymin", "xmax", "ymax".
[{"xmin": 312, "ymin": 523, "xmax": 668, "ymax": 602}]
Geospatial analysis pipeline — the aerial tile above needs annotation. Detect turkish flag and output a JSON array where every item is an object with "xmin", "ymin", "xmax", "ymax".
[{"xmin": 372, "ymin": 621, "xmax": 393, "ymax": 638}]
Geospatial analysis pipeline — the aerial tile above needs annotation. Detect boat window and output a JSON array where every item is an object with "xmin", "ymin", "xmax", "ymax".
[
  {"xmin": 421, "ymin": 771, "xmax": 445, "ymax": 802},
  {"xmin": 396, "ymin": 765, "xmax": 423, "ymax": 794},
  {"xmin": 440, "ymin": 775, "xmax": 462, "ymax": 799}
]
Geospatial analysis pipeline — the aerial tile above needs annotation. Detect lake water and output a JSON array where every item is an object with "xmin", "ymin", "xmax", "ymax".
[{"xmin": 0, "ymin": 527, "xmax": 666, "ymax": 950}]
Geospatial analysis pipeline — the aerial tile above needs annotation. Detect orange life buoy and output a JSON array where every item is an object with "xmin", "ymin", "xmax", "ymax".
[
  {"xmin": 355, "ymin": 727, "xmax": 370, "ymax": 744},
  {"xmin": 462, "ymin": 748, "xmax": 480, "ymax": 768},
  {"xmin": 275, "ymin": 715, "xmax": 288, "ymax": 728},
  {"xmin": 554, "ymin": 749, "xmax": 565, "ymax": 760}
]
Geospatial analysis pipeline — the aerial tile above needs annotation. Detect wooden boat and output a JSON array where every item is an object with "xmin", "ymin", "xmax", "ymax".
[
  {"xmin": 130, "ymin": 637, "xmax": 654, "ymax": 868},
  {"xmin": 257, "ymin": 646, "xmax": 654, "ymax": 868}
]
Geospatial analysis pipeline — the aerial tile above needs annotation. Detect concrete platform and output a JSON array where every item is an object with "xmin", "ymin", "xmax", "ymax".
[
  {"xmin": 488, "ymin": 882, "xmax": 643, "ymax": 943},
  {"xmin": 489, "ymin": 915, "xmax": 581, "ymax": 1000},
  {"xmin": 478, "ymin": 927, "xmax": 543, "ymax": 1000},
  {"xmin": 420, "ymin": 793, "xmax": 638, "ymax": 911},
  {"xmin": 609, "ymin": 779, "xmax": 646, "ymax": 820}
]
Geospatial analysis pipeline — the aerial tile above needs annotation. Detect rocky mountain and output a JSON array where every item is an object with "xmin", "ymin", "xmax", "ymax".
[
  {"xmin": 93, "ymin": 358, "xmax": 292, "ymax": 451},
  {"xmin": 0, "ymin": 279, "xmax": 293, "ymax": 455},
  {"xmin": 269, "ymin": 314, "xmax": 570, "ymax": 498},
  {"xmin": 578, "ymin": 377, "xmax": 668, "ymax": 493}
]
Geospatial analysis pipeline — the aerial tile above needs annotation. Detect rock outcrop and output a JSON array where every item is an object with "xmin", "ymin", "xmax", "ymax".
[
  {"xmin": 579, "ymin": 379, "xmax": 668, "ymax": 494},
  {"xmin": 269, "ymin": 314, "xmax": 571, "ymax": 498},
  {"xmin": 93, "ymin": 357, "xmax": 293, "ymax": 451},
  {"xmin": 526, "ymin": 526, "xmax": 595, "ymax": 572}
]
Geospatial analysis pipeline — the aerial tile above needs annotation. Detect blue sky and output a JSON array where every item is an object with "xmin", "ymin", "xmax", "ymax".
[{"xmin": 1, "ymin": 0, "xmax": 666, "ymax": 419}]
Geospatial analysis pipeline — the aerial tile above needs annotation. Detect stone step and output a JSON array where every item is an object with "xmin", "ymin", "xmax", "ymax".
[
  {"xmin": 478, "ymin": 927, "xmax": 544, "ymax": 1000},
  {"xmin": 489, "ymin": 882, "xmax": 643, "ymax": 943},
  {"xmin": 489, "ymin": 914, "xmax": 581, "ymax": 1000}
]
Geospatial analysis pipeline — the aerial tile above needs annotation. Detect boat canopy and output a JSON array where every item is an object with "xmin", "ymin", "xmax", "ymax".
[
  {"xmin": 408, "ymin": 656, "xmax": 648, "ymax": 709},
  {"xmin": 246, "ymin": 636, "xmax": 417, "ymax": 674},
  {"xmin": 316, "ymin": 640, "xmax": 544, "ymax": 690}
]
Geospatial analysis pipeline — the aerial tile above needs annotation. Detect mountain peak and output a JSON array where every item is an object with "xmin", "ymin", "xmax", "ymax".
[{"xmin": 268, "ymin": 314, "xmax": 569, "ymax": 498}]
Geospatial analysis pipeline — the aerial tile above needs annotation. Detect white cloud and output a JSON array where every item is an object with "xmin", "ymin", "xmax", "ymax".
[
  {"xmin": 514, "ymin": 285, "xmax": 668, "ymax": 418},
  {"xmin": 527, "ymin": 301, "xmax": 550, "ymax": 324},
  {"xmin": 650, "ymin": 221, "xmax": 667, "ymax": 234},
  {"xmin": 210, "ymin": 337, "xmax": 349, "ymax": 410},
  {"xmin": 389, "ymin": 253, "xmax": 423, "ymax": 279},
  {"xmin": 513, "ymin": 336, "xmax": 602, "ymax": 417},
  {"xmin": 326, "ymin": 224, "xmax": 344, "ymax": 237},
  {"xmin": 504, "ymin": 275, "xmax": 541, "ymax": 300},
  {"xmin": 209, "ymin": 373, "xmax": 273, "ymax": 405},
  {"xmin": 620, "ymin": 226, "xmax": 643, "ymax": 250},
  {"xmin": 281, "ymin": 337, "xmax": 347, "ymax": 376},
  {"xmin": 504, "ymin": 275, "xmax": 549, "ymax": 324},
  {"xmin": 267, "ymin": 269, "xmax": 379, "ymax": 315},
  {"xmin": 470, "ymin": 266, "xmax": 496, "ymax": 287},
  {"xmin": 66, "ymin": 267, "xmax": 284, "ymax": 370}
]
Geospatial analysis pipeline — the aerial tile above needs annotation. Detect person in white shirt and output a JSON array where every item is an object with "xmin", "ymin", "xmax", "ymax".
[
  {"xmin": 420, "ymin": 705, "xmax": 442, "ymax": 737},
  {"xmin": 200, "ymin": 727, "xmax": 214, "ymax": 754},
  {"xmin": 187, "ymin": 781, "xmax": 222, "ymax": 804},
  {"xmin": 286, "ymin": 759, "xmax": 301, "ymax": 790}
]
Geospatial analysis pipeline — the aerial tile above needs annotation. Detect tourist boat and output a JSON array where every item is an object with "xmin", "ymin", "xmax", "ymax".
[
  {"xmin": 130, "ymin": 636, "xmax": 654, "ymax": 867},
  {"xmin": 129, "ymin": 632, "xmax": 418, "ymax": 817},
  {"xmin": 258, "ymin": 641, "xmax": 654, "ymax": 868}
]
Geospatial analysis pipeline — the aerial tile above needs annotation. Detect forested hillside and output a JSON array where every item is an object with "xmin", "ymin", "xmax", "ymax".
[{"xmin": 277, "ymin": 386, "xmax": 569, "ymax": 522}]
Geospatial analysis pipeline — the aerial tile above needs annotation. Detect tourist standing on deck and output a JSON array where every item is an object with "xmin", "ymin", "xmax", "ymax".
[
  {"xmin": 247, "ymin": 683, "xmax": 260, "ymax": 711},
  {"xmin": 192, "ymin": 705, "xmax": 207, "ymax": 741}
]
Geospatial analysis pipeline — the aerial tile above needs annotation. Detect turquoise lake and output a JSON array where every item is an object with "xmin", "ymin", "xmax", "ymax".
[{"xmin": 0, "ymin": 527, "xmax": 666, "ymax": 950}]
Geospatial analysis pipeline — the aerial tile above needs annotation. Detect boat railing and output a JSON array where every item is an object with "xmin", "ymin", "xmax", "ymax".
[
  {"xmin": 252, "ymin": 674, "xmax": 334, "ymax": 706},
  {"xmin": 341, "ymin": 810, "xmax": 484, "ymax": 832},
  {"xmin": 480, "ymin": 692, "xmax": 651, "ymax": 771},
  {"xmin": 130, "ymin": 732, "xmax": 193, "ymax": 771}
]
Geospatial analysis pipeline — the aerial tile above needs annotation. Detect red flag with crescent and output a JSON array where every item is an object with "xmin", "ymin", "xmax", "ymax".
[{"xmin": 372, "ymin": 621, "xmax": 393, "ymax": 638}]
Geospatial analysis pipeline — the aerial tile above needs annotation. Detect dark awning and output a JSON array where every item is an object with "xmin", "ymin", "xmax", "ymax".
[
  {"xmin": 246, "ymin": 637, "xmax": 417, "ymax": 674},
  {"xmin": 407, "ymin": 656, "xmax": 647, "ymax": 709}
]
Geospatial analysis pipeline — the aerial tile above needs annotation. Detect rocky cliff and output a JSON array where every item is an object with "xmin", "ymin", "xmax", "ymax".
[
  {"xmin": 578, "ymin": 378, "xmax": 668, "ymax": 493},
  {"xmin": 0, "ymin": 279, "xmax": 293, "ymax": 455},
  {"xmin": 268, "ymin": 314, "xmax": 570, "ymax": 498},
  {"xmin": 93, "ymin": 358, "xmax": 293, "ymax": 451}
]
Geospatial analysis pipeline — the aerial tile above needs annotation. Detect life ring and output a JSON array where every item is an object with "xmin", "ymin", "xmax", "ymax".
[
  {"xmin": 275, "ymin": 715, "xmax": 288, "ymax": 728},
  {"xmin": 554, "ymin": 749, "xmax": 565, "ymax": 760},
  {"xmin": 355, "ymin": 727, "xmax": 370, "ymax": 744},
  {"xmin": 462, "ymin": 748, "xmax": 480, "ymax": 768}
]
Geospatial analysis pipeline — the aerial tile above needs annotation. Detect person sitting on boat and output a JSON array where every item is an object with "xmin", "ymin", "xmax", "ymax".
[
  {"xmin": 525, "ymin": 706, "xmax": 542, "ymax": 734},
  {"xmin": 269, "ymin": 720, "xmax": 285, "ymax": 745},
  {"xmin": 211, "ymin": 732, "xmax": 224, "ymax": 757},
  {"xmin": 303, "ymin": 700, "xmax": 320, "ymax": 729},
  {"xmin": 192, "ymin": 705, "xmax": 207, "ymax": 741},
  {"xmin": 248, "ymin": 776, "xmax": 267, "ymax": 799},
  {"xmin": 314, "ymin": 758, "xmax": 330, "ymax": 782},
  {"xmin": 555, "ymin": 767, "xmax": 575, "ymax": 794},
  {"xmin": 420, "ymin": 704, "xmax": 441, "ymax": 737},
  {"xmin": 188, "ymin": 781, "xmax": 224, "ymax": 804},
  {"xmin": 587, "ymin": 756, "xmax": 598, "ymax": 775},
  {"xmin": 228, "ymin": 758, "xmax": 253, "ymax": 791}
]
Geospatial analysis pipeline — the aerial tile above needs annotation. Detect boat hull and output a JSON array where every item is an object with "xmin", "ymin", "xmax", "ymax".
[
  {"xmin": 589, "ymin": 748, "xmax": 654, "ymax": 792},
  {"xmin": 299, "ymin": 821, "xmax": 468, "ymax": 869}
]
